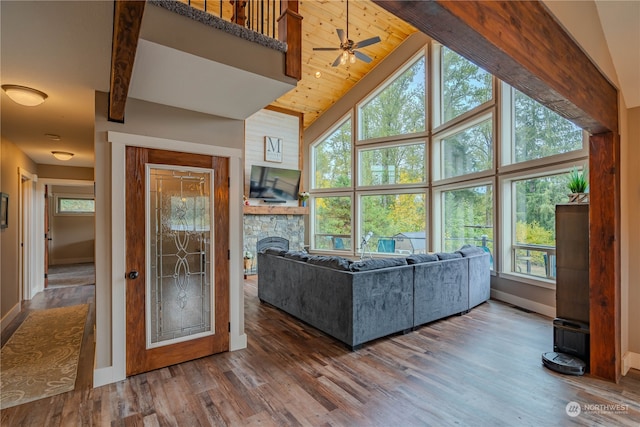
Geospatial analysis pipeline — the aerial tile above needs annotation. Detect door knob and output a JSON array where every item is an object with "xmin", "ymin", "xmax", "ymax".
[{"xmin": 127, "ymin": 270, "xmax": 139, "ymax": 280}]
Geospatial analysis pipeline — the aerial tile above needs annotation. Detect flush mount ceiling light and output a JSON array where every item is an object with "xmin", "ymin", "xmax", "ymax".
[
  {"xmin": 51, "ymin": 151, "xmax": 74, "ymax": 161},
  {"xmin": 1, "ymin": 84, "xmax": 48, "ymax": 107}
]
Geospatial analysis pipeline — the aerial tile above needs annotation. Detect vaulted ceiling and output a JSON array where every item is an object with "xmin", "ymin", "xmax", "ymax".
[{"xmin": 271, "ymin": 0, "xmax": 418, "ymax": 128}]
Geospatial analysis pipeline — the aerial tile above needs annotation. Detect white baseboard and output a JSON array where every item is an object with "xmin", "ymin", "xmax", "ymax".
[
  {"xmin": 93, "ymin": 366, "xmax": 126, "ymax": 388},
  {"xmin": 0, "ymin": 303, "xmax": 21, "ymax": 332},
  {"xmin": 491, "ymin": 289, "xmax": 556, "ymax": 318},
  {"xmin": 623, "ymin": 351, "xmax": 640, "ymax": 375},
  {"xmin": 231, "ymin": 333, "xmax": 248, "ymax": 351}
]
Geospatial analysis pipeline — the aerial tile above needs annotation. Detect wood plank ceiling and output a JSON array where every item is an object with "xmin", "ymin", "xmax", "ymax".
[{"xmin": 273, "ymin": 0, "xmax": 418, "ymax": 128}]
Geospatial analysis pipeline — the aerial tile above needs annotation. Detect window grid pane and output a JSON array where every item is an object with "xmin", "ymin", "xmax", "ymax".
[
  {"xmin": 313, "ymin": 119, "xmax": 352, "ymax": 189},
  {"xmin": 359, "ymin": 56, "xmax": 426, "ymax": 141},
  {"xmin": 441, "ymin": 117, "xmax": 493, "ymax": 179},
  {"xmin": 313, "ymin": 196, "xmax": 352, "ymax": 251},
  {"xmin": 441, "ymin": 47, "xmax": 493, "ymax": 124},
  {"xmin": 360, "ymin": 193, "xmax": 426, "ymax": 255},
  {"xmin": 442, "ymin": 185, "xmax": 493, "ymax": 267},
  {"xmin": 513, "ymin": 89, "xmax": 583, "ymax": 163},
  {"xmin": 358, "ymin": 142, "xmax": 426, "ymax": 186},
  {"xmin": 513, "ymin": 174, "xmax": 569, "ymax": 279}
]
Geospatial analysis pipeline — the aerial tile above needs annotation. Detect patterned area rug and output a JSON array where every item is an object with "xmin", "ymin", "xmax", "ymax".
[{"xmin": 0, "ymin": 304, "xmax": 89, "ymax": 409}]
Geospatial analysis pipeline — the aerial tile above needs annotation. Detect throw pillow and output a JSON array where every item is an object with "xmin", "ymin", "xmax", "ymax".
[{"xmin": 457, "ymin": 245, "xmax": 486, "ymax": 257}]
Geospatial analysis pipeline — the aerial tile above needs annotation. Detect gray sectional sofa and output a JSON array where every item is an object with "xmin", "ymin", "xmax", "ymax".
[{"xmin": 257, "ymin": 246, "xmax": 490, "ymax": 349}]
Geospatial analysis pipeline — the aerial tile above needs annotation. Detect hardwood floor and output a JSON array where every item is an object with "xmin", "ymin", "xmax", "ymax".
[{"xmin": 2, "ymin": 277, "xmax": 639, "ymax": 426}]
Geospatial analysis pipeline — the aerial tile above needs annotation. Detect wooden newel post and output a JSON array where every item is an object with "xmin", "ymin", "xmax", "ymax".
[
  {"xmin": 278, "ymin": 0, "xmax": 303, "ymax": 80},
  {"xmin": 230, "ymin": 0, "xmax": 248, "ymax": 27}
]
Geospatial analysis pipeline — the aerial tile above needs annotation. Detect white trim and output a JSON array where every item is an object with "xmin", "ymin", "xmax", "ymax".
[
  {"xmin": 622, "ymin": 351, "xmax": 640, "ymax": 375},
  {"xmin": 498, "ymin": 272, "xmax": 556, "ymax": 290},
  {"xmin": 18, "ymin": 168, "xmax": 38, "ymax": 301},
  {"xmin": 491, "ymin": 289, "xmax": 556, "ymax": 318},
  {"xmin": 0, "ymin": 302, "xmax": 21, "ymax": 332},
  {"xmin": 104, "ymin": 131, "xmax": 245, "ymax": 385}
]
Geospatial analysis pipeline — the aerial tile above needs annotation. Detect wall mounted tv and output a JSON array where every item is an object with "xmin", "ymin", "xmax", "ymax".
[{"xmin": 249, "ymin": 165, "xmax": 301, "ymax": 202}]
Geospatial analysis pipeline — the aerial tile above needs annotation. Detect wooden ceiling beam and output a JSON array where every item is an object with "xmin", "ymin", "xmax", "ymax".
[
  {"xmin": 109, "ymin": 0, "xmax": 146, "ymax": 123},
  {"xmin": 372, "ymin": 0, "xmax": 618, "ymax": 134}
]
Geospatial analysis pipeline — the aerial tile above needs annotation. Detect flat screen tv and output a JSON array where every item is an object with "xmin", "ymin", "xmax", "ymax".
[{"xmin": 249, "ymin": 165, "xmax": 301, "ymax": 201}]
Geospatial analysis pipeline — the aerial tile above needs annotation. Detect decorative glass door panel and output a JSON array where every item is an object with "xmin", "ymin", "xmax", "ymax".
[{"xmin": 146, "ymin": 166, "xmax": 214, "ymax": 349}]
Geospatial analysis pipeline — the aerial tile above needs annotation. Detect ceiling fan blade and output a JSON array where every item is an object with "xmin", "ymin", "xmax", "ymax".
[
  {"xmin": 336, "ymin": 29, "xmax": 347, "ymax": 44},
  {"xmin": 354, "ymin": 50, "xmax": 373, "ymax": 63},
  {"xmin": 313, "ymin": 47, "xmax": 341, "ymax": 51},
  {"xmin": 332, "ymin": 53, "xmax": 343, "ymax": 67},
  {"xmin": 353, "ymin": 36, "xmax": 381, "ymax": 49}
]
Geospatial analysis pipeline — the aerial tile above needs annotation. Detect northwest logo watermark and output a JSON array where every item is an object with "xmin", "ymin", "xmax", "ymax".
[{"xmin": 566, "ymin": 401, "xmax": 629, "ymax": 418}]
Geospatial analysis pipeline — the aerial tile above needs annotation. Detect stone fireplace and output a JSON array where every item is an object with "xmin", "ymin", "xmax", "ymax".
[{"xmin": 243, "ymin": 205, "xmax": 307, "ymax": 274}]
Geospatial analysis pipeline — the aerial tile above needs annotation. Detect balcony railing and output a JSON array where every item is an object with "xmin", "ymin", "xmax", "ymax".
[
  {"xmin": 512, "ymin": 243, "xmax": 556, "ymax": 280},
  {"xmin": 184, "ymin": 0, "xmax": 280, "ymax": 38},
  {"xmin": 177, "ymin": 0, "xmax": 302, "ymax": 79}
]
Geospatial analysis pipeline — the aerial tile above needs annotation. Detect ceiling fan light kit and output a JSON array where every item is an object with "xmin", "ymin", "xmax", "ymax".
[{"xmin": 313, "ymin": 0, "xmax": 381, "ymax": 67}]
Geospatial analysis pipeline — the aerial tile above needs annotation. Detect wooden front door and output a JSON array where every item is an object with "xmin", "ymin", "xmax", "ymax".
[{"xmin": 125, "ymin": 147, "xmax": 229, "ymax": 376}]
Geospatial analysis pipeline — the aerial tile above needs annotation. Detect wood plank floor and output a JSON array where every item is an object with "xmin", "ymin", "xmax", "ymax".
[{"xmin": 2, "ymin": 277, "xmax": 639, "ymax": 426}]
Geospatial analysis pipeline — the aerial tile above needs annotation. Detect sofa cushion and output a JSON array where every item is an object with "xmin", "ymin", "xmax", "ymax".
[
  {"xmin": 306, "ymin": 255, "xmax": 352, "ymax": 271},
  {"xmin": 435, "ymin": 252, "xmax": 463, "ymax": 260},
  {"xmin": 263, "ymin": 247, "xmax": 287, "ymax": 256},
  {"xmin": 457, "ymin": 245, "xmax": 486, "ymax": 257},
  {"xmin": 406, "ymin": 253, "xmax": 438, "ymax": 264},
  {"xmin": 349, "ymin": 257, "xmax": 408, "ymax": 272},
  {"xmin": 283, "ymin": 251, "xmax": 311, "ymax": 262}
]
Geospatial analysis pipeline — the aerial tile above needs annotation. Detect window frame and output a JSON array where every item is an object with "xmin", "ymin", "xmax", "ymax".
[
  {"xmin": 356, "ymin": 139, "xmax": 428, "ymax": 190},
  {"xmin": 54, "ymin": 193, "xmax": 95, "ymax": 216}
]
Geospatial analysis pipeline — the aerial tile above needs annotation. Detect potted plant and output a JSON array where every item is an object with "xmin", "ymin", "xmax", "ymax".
[
  {"xmin": 298, "ymin": 191, "xmax": 310, "ymax": 207},
  {"xmin": 567, "ymin": 166, "xmax": 588, "ymax": 203}
]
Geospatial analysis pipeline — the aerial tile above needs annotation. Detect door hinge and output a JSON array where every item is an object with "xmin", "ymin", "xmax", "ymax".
[
  {"xmin": 44, "ymin": 273, "xmax": 48, "ymax": 279},
  {"xmin": 228, "ymin": 322, "xmax": 231, "ymax": 332},
  {"xmin": 228, "ymin": 177, "xmax": 230, "ymax": 188},
  {"xmin": 228, "ymin": 249, "xmax": 230, "ymax": 260}
]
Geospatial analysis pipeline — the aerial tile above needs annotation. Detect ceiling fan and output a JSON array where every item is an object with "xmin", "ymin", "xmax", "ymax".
[{"xmin": 313, "ymin": 0, "xmax": 381, "ymax": 67}]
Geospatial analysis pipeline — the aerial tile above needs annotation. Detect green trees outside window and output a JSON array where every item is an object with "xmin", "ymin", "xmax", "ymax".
[
  {"xmin": 359, "ymin": 143, "xmax": 425, "ymax": 186},
  {"xmin": 442, "ymin": 185, "xmax": 493, "ymax": 256},
  {"xmin": 313, "ymin": 119, "xmax": 352, "ymax": 189},
  {"xmin": 359, "ymin": 56, "xmax": 425, "ymax": 141}
]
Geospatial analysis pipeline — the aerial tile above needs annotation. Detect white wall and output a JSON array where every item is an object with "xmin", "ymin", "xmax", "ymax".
[
  {"xmin": 244, "ymin": 108, "xmax": 301, "ymax": 204},
  {"xmin": 48, "ymin": 184, "xmax": 95, "ymax": 265}
]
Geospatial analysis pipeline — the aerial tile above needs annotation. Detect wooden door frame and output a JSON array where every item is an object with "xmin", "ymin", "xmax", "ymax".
[{"xmin": 97, "ymin": 131, "xmax": 245, "ymax": 386}]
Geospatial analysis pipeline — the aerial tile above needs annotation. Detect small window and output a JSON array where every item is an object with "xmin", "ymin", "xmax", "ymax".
[{"xmin": 55, "ymin": 195, "xmax": 95, "ymax": 215}]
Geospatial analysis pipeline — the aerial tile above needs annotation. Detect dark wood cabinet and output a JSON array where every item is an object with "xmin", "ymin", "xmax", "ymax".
[{"xmin": 555, "ymin": 203, "xmax": 590, "ymax": 324}]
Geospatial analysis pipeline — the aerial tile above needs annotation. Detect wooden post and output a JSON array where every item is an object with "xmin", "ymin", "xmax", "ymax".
[
  {"xmin": 278, "ymin": 0, "xmax": 302, "ymax": 80},
  {"xmin": 589, "ymin": 131, "xmax": 621, "ymax": 382},
  {"xmin": 109, "ymin": 0, "xmax": 146, "ymax": 123},
  {"xmin": 230, "ymin": 0, "xmax": 247, "ymax": 27}
]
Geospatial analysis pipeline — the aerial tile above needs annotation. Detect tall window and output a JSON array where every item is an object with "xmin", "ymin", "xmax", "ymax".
[
  {"xmin": 358, "ymin": 55, "xmax": 426, "ymax": 141},
  {"xmin": 312, "ymin": 118, "xmax": 352, "ymax": 189}
]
